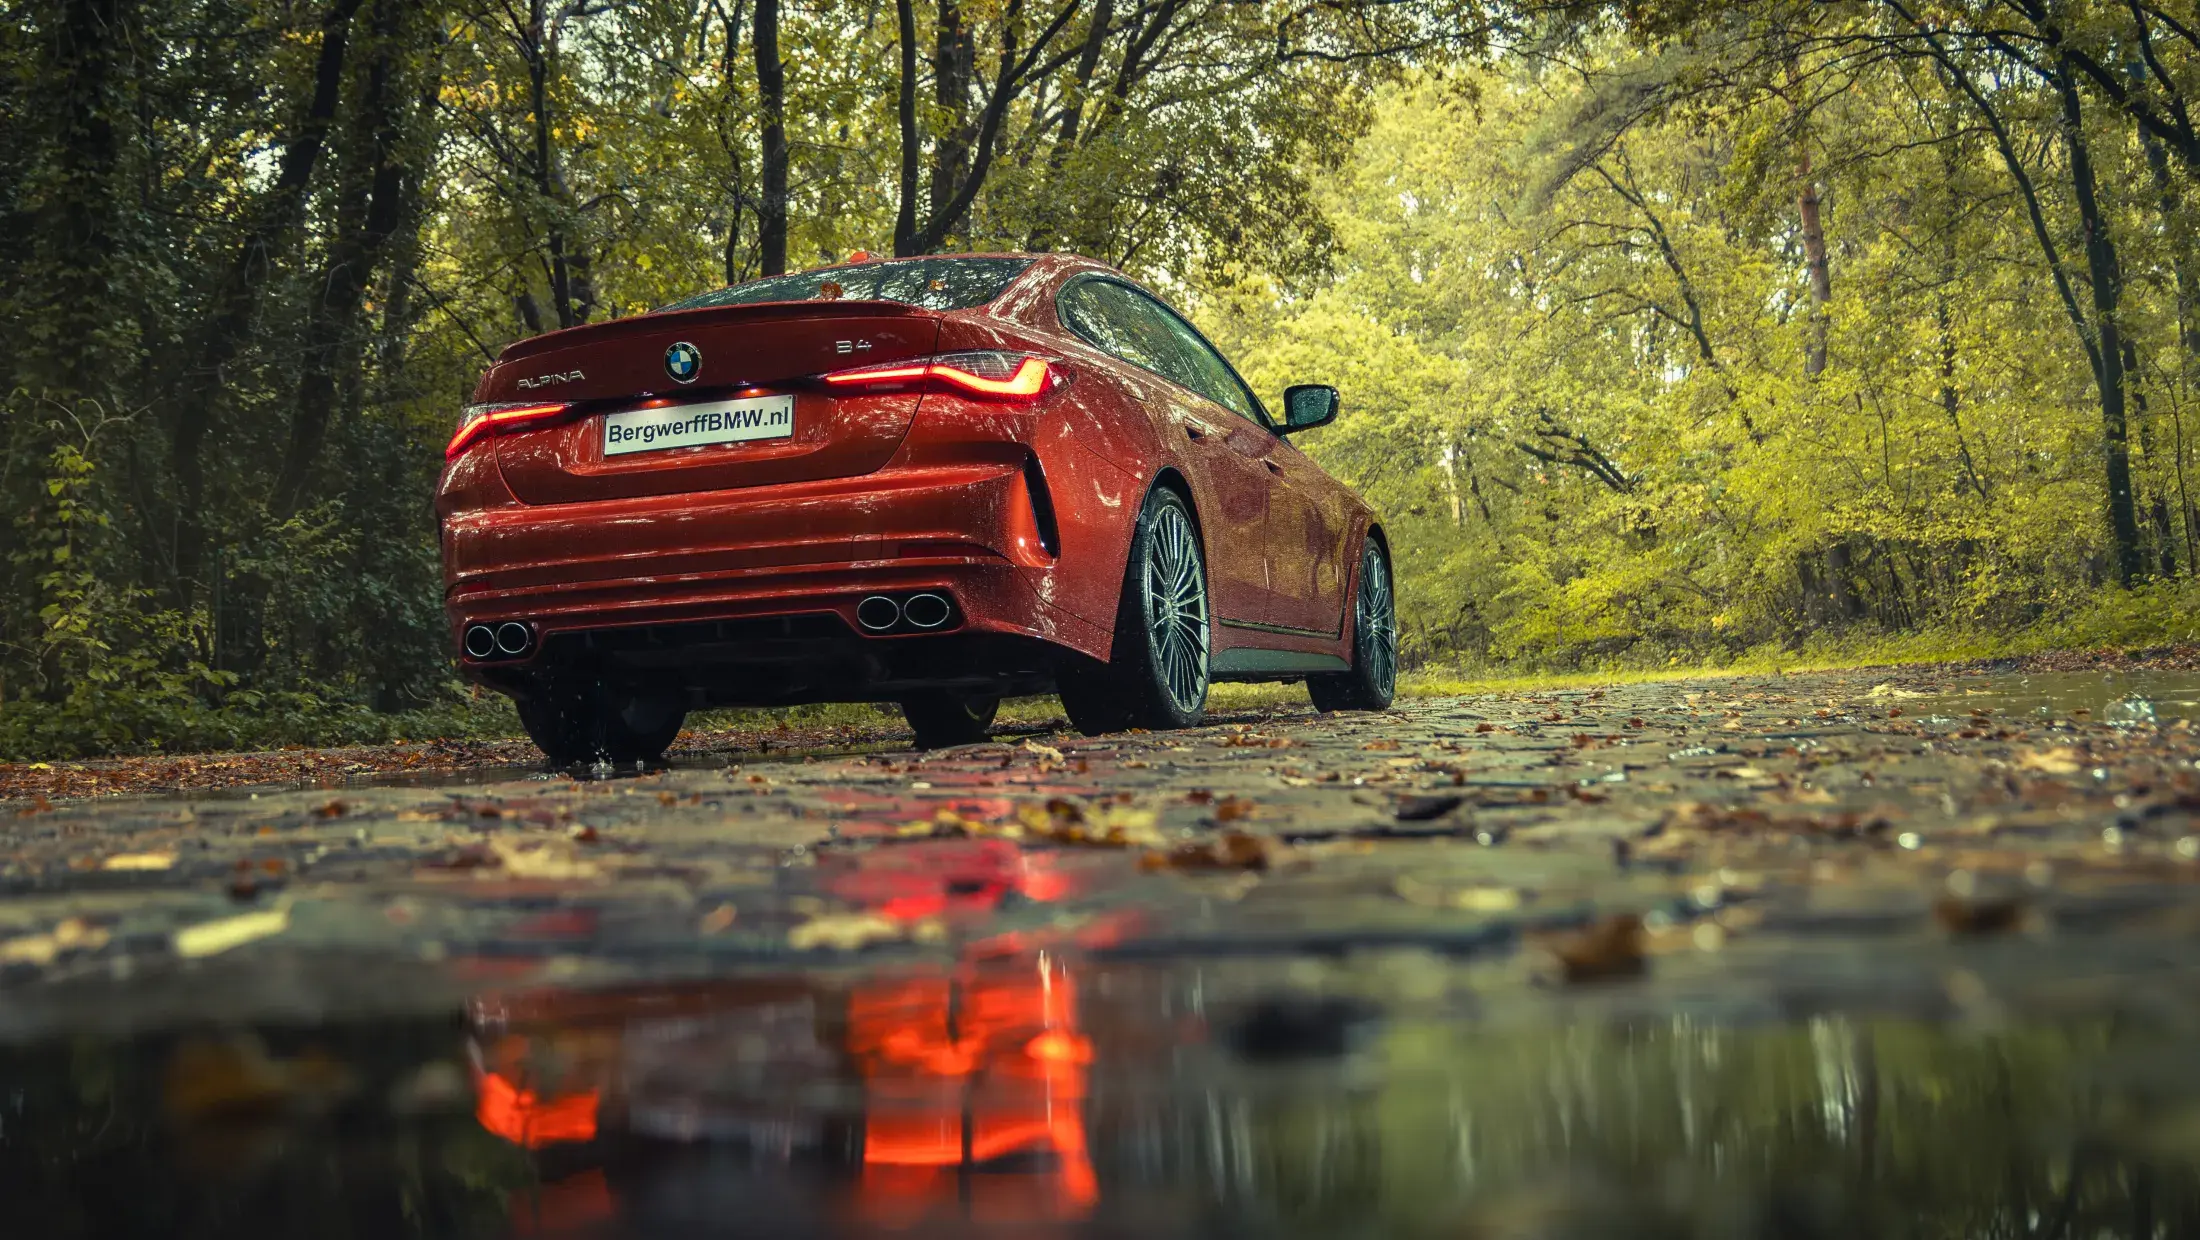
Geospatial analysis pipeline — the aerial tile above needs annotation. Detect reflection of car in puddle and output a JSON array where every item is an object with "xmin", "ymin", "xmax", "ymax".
[{"xmin": 470, "ymin": 844, "xmax": 1098, "ymax": 1233}]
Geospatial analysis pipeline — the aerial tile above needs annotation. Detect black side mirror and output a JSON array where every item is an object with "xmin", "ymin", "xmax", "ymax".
[{"xmin": 1280, "ymin": 384, "xmax": 1339, "ymax": 433}]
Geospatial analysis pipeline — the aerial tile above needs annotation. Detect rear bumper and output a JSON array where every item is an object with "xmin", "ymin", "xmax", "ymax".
[{"xmin": 442, "ymin": 461, "xmax": 1109, "ymax": 699}]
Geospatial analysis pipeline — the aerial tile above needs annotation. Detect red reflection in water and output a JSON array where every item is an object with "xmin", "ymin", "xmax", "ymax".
[
  {"xmin": 470, "ymin": 836, "xmax": 1105, "ymax": 1224},
  {"xmin": 475, "ymin": 1067, "xmax": 600, "ymax": 1148},
  {"xmin": 849, "ymin": 955, "xmax": 1097, "ymax": 1217},
  {"xmin": 818, "ymin": 837, "xmax": 1081, "ymax": 925}
]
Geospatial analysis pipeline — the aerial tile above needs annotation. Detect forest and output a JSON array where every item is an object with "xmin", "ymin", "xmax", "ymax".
[{"xmin": 4, "ymin": 0, "xmax": 2199, "ymax": 757}]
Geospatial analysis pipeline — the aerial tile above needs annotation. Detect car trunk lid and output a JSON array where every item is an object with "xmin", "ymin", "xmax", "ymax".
[{"xmin": 483, "ymin": 302, "xmax": 941, "ymax": 505}]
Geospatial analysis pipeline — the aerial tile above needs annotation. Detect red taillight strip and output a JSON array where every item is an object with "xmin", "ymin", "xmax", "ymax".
[
  {"xmin": 821, "ymin": 355, "xmax": 1058, "ymax": 401},
  {"xmin": 445, "ymin": 402, "xmax": 571, "ymax": 460},
  {"xmin": 822, "ymin": 364, "xmax": 930, "ymax": 388},
  {"xmin": 934, "ymin": 356, "xmax": 1052, "ymax": 397}
]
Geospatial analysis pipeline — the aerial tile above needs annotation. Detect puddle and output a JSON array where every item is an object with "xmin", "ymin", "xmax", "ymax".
[
  {"xmin": 7, "ymin": 951, "xmax": 2200, "ymax": 1238},
  {"xmin": 1884, "ymin": 668, "xmax": 2200, "ymax": 724}
]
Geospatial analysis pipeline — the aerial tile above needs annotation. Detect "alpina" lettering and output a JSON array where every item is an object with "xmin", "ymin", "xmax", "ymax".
[{"xmin": 517, "ymin": 369, "xmax": 585, "ymax": 390}]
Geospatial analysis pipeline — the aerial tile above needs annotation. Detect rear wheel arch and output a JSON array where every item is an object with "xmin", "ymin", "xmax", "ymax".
[
  {"xmin": 1059, "ymin": 481, "xmax": 1212, "ymax": 733},
  {"xmin": 1360, "ymin": 523, "xmax": 1392, "ymax": 583},
  {"xmin": 1148, "ymin": 467, "xmax": 1203, "ymax": 544}
]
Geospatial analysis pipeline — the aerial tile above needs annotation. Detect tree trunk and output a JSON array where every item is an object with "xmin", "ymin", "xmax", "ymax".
[
  {"xmin": 1025, "ymin": 0, "xmax": 1113, "ymax": 252},
  {"xmin": 522, "ymin": 0, "xmax": 590, "ymax": 327},
  {"xmin": 892, "ymin": 0, "xmax": 920, "ymax": 256},
  {"xmin": 165, "ymin": 0, "xmax": 362, "ymax": 602},
  {"xmin": 713, "ymin": 0, "xmax": 748, "ymax": 286},
  {"xmin": 29, "ymin": 0, "xmax": 133, "ymax": 408},
  {"xmin": 1797, "ymin": 149, "xmax": 1831, "ymax": 376},
  {"xmin": 926, "ymin": 0, "xmax": 975, "ymax": 247},
  {"xmin": 275, "ymin": 0, "xmax": 430, "ymax": 517},
  {"xmin": 754, "ymin": 0, "xmax": 787, "ymax": 274},
  {"xmin": 2138, "ymin": 72, "xmax": 2198, "ymax": 572},
  {"xmin": 2055, "ymin": 57, "xmax": 2145, "ymax": 586}
]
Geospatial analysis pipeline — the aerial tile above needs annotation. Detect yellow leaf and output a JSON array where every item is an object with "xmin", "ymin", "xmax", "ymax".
[{"xmin": 175, "ymin": 904, "xmax": 290, "ymax": 958}]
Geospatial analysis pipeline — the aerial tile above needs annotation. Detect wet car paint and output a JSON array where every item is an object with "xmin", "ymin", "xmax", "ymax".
[{"xmin": 437, "ymin": 255, "xmax": 1377, "ymax": 700}]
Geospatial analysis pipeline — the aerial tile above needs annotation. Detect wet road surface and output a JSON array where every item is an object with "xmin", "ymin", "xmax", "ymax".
[{"xmin": 6, "ymin": 661, "xmax": 2200, "ymax": 1236}]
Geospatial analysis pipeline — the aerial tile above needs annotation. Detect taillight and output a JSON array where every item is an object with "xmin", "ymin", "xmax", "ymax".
[
  {"xmin": 445, "ymin": 402, "xmax": 573, "ymax": 460},
  {"xmin": 820, "ymin": 351, "xmax": 1064, "ymax": 401}
]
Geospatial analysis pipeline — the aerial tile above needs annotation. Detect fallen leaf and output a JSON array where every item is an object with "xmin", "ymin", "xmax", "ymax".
[
  {"xmin": 102, "ymin": 851, "xmax": 177, "ymax": 871},
  {"xmin": 175, "ymin": 904, "xmax": 291, "ymax": 958},
  {"xmin": 1013, "ymin": 798, "xmax": 1164, "ymax": 847},
  {"xmin": 1934, "ymin": 894, "xmax": 2027, "ymax": 935},
  {"xmin": 2017, "ymin": 747, "xmax": 2084, "ymax": 775},
  {"xmin": 488, "ymin": 838, "xmax": 601, "ymax": 880},
  {"xmin": 1395, "ymin": 793, "xmax": 1466, "ymax": 822},
  {"xmin": 1534, "ymin": 914, "xmax": 1646, "ymax": 984},
  {"xmin": 0, "ymin": 917, "xmax": 108, "ymax": 966},
  {"xmin": 1395, "ymin": 874, "xmax": 1521, "ymax": 911},
  {"xmin": 1212, "ymin": 795, "xmax": 1255, "ymax": 823},
  {"xmin": 788, "ymin": 911, "xmax": 904, "ymax": 952},
  {"xmin": 1361, "ymin": 739, "xmax": 1401, "ymax": 751},
  {"xmin": 1142, "ymin": 830, "xmax": 1270, "ymax": 872}
]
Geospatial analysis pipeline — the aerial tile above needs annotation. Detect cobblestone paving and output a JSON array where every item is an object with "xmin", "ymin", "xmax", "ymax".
[{"xmin": 6, "ymin": 663, "xmax": 2200, "ymax": 1038}]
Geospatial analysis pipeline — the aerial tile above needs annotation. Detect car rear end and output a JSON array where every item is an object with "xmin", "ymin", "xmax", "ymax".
[{"xmin": 436, "ymin": 256, "xmax": 1115, "ymax": 711}]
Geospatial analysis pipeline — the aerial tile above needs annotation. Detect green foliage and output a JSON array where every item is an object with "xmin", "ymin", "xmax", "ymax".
[
  {"xmin": 0, "ymin": 0, "xmax": 1397, "ymax": 760},
  {"xmin": 1210, "ymin": 38, "xmax": 2200, "ymax": 671},
  {"xmin": 7, "ymin": 0, "xmax": 2200, "ymax": 760}
]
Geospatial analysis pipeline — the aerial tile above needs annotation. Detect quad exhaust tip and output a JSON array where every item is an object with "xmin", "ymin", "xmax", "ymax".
[
  {"xmin": 903, "ymin": 593, "xmax": 951, "ymax": 629},
  {"xmin": 463, "ymin": 621, "xmax": 535, "ymax": 661},
  {"xmin": 856, "ymin": 595, "xmax": 903, "ymax": 632},
  {"xmin": 495, "ymin": 621, "xmax": 533, "ymax": 656}
]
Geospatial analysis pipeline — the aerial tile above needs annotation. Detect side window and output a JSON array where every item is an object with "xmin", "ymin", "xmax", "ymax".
[
  {"xmin": 1146, "ymin": 302, "xmax": 1266, "ymax": 426},
  {"xmin": 1060, "ymin": 280, "xmax": 1268, "ymax": 428},
  {"xmin": 1059, "ymin": 280, "xmax": 1180, "ymax": 379}
]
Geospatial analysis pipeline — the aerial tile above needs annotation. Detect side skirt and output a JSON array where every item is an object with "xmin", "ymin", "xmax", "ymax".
[{"xmin": 1210, "ymin": 647, "xmax": 1349, "ymax": 681}]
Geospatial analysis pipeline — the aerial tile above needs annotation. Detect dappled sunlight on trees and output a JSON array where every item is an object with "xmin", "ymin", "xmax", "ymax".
[{"xmin": 1212, "ymin": 6, "xmax": 2200, "ymax": 668}]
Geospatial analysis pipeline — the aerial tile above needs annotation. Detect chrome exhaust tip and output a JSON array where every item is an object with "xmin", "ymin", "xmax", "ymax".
[
  {"xmin": 494, "ymin": 621, "xmax": 534, "ymax": 656},
  {"xmin": 856, "ymin": 595, "xmax": 903, "ymax": 632},
  {"xmin": 463, "ymin": 625, "xmax": 498, "ymax": 659},
  {"xmin": 902, "ymin": 593, "xmax": 952, "ymax": 629}
]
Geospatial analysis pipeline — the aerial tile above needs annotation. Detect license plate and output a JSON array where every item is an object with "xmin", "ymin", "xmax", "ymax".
[{"xmin": 602, "ymin": 394, "xmax": 794, "ymax": 457}]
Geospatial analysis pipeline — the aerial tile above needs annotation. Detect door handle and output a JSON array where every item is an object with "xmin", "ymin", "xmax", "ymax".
[
  {"xmin": 1263, "ymin": 458, "xmax": 1285, "ymax": 474},
  {"xmin": 1183, "ymin": 421, "xmax": 1213, "ymax": 441}
]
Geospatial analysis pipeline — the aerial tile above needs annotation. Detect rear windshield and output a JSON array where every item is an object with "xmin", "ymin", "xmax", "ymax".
[{"xmin": 662, "ymin": 257, "xmax": 1034, "ymax": 313}]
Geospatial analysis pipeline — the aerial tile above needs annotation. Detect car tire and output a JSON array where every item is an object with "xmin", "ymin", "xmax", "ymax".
[
  {"xmin": 901, "ymin": 692, "xmax": 1001, "ymax": 749},
  {"xmin": 1309, "ymin": 539, "xmax": 1397, "ymax": 712},
  {"xmin": 516, "ymin": 683, "xmax": 688, "ymax": 766},
  {"xmin": 1058, "ymin": 485, "xmax": 1211, "ymax": 735}
]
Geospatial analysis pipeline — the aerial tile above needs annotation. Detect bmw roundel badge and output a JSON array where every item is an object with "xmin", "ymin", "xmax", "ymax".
[{"xmin": 664, "ymin": 341, "xmax": 702, "ymax": 384}]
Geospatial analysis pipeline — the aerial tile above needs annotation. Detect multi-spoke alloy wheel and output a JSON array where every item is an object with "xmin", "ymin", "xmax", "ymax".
[
  {"xmin": 1058, "ymin": 486, "xmax": 1211, "ymax": 734},
  {"xmin": 1310, "ymin": 539, "xmax": 1397, "ymax": 712},
  {"xmin": 1143, "ymin": 497, "xmax": 1211, "ymax": 715}
]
